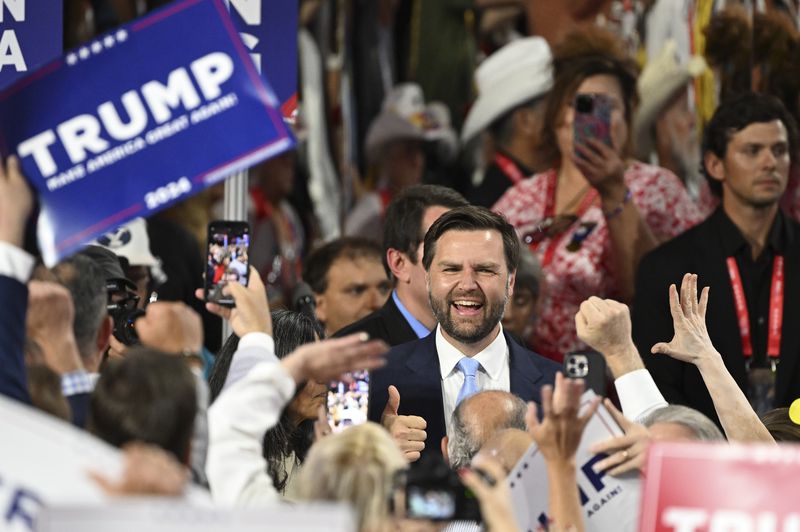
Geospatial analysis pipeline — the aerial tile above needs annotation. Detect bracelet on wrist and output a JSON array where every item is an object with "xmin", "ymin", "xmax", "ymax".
[{"xmin": 603, "ymin": 188, "xmax": 632, "ymax": 220}]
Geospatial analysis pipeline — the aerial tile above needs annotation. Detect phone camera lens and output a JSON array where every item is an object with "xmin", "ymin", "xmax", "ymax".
[{"xmin": 575, "ymin": 94, "xmax": 593, "ymax": 113}]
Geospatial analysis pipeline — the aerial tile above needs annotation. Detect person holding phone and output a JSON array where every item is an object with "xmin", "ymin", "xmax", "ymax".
[{"xmin": 493, "ymin": 26, "xmax": 704, "ymax": 362}]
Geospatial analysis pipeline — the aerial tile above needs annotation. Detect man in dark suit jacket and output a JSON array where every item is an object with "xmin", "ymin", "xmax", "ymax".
[
  {"xmin": 0, "ymin": 155, "xmax": 33, "ymax": 404},
  {"xmin": 368, "ymin": 206, "xmax": 559, "ymax": 460},
  {"xmin": 337, "ymin": 184, "xmax": 469, "ymax": 345},
  {"xmin": 633, "ymin": 93, "xmax": 800, "ymax": 423}
]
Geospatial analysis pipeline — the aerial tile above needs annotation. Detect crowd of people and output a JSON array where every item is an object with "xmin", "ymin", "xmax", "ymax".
[{"xmin": 4, "ymin": 0, "xmax": 800, "ymax": 531}]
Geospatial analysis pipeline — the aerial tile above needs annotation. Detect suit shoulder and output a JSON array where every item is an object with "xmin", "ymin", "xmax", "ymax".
[{"xmin": 333, "ymin": 309, "xmax": 385, "ymax": 338}]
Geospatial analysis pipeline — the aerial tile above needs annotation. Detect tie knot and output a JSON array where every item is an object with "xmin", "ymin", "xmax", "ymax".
[{"xmin": 457, "ymin": 357, "xmax": 481, "ymax": 377}]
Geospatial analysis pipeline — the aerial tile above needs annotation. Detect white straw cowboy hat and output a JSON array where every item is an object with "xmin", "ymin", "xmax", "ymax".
[
  {"xmin": 365, "ymin": 83, "xmax": 458, "ymax": 163},
  {"xmin": 461, "ymin": 36, "xmax": 553, "ymax": 143},
  {"xmin": 634, "ymin": 40, "xmax": 707, "ymax": 159}
]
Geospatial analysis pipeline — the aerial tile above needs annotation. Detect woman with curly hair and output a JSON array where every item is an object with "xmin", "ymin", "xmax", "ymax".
[
  {"xmin": 208, "ymin": 309, "xmax": 325, "ymax": 497},
  {"xmin": 493, "ymin": 26, "xmax": 704, "ymax": 361}
]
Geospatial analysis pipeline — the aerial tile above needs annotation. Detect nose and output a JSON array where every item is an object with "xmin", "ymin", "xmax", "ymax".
[
  {"xmin": 456, "ymin": 269, "xmax": 479, "ymax": 291},
  {"xmin": 366, "ymin": 288, "xmax": 383, "ymax": 311},
  {"xmin": 761, "ymin": 148, "xmax": 778, "ymax": 170}
]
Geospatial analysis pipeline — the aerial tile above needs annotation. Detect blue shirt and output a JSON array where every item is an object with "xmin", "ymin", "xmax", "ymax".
[{"xmin": 392, "ymin": 290, "xmax": 431, "ymax": 339}]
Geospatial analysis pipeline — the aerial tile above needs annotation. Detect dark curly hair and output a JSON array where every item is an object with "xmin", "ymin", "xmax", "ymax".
[
  {"xmin": 208, "ymin": 309, "xmax": 324, "ymax": 493},
  {"xmin": 538, "ymin": 26, "xmax": 639, "ymax": 167}
]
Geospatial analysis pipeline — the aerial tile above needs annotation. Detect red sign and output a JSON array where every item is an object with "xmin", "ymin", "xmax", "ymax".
[{"xmin": 639, "ymin": 442, "xmax": 800, "ymax": 532}]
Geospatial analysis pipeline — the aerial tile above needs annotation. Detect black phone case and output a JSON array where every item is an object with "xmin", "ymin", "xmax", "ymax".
[{"xmin": 563, "ymin": 350, "xmax": 607, "ymax": 397}]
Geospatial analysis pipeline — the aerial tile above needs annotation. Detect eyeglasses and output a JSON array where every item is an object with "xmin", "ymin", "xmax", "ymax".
[{"xmin": 521, "ymin": 214, "xmax": 578, "ymax": 246}]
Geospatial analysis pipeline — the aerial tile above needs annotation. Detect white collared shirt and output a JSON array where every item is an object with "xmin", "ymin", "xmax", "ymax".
[{"xmin": 436, "ymin": 325, "xmax": 510, "ymax": 437}]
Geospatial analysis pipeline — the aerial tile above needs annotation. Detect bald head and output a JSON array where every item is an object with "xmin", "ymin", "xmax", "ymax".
[
  {"xmin": 447, "ymin": 391, "xmax": 527, "ymax": 469},
  {"xmin": 479, "ymin": 428, "xmax": 533, "ymax": 474}
]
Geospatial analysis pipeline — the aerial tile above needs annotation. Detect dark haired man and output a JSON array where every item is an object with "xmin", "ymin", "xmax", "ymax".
[
  {"xmin": 302, "ymin": 237, "xmax": 391, "ymax": 336},
  {"xmin": 368, "ymin": 206, "xmax": 559, "ymax": 460},
  {"xmin": 336, "ymin": 184, "xmax": 468, "ymax": 345},
  {"xmin": 633, "ymin": 93, "xmax": 800, "ymax": 422}
]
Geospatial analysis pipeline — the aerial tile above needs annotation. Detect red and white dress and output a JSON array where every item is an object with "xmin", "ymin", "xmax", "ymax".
[{"xmin": 493, "ymin": 161, "xmax": 706, "ymax": 362}]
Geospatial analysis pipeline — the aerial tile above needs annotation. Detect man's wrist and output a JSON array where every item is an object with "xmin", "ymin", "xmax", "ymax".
[
  {"xmin": 604, "ymin": 341, "xmax": 643, "ymax": 378},
  {"xmin": 696, "ymin": 350, "xmax": 725, "ymax": 374}
]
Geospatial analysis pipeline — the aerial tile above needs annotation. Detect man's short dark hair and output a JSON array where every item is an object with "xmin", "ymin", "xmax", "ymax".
[
  {"xmin": 422, "ymin": 206, "xmax": 520, "ymax": 272},
  {"xmin": 51, "ymin": 255, "xmax": 107, "ymax": 362},
  {"xmin": 382, "ymin": 185, "xmax": 468, "ymax": 271},
  {"xmin": 88, "ymin": 349, "xmax": 197, "ymax": 463},
  {"xmin": 302, "ymin": 237, "xmax": 384, "ymax": 295},
  {"xmin": 702, "ymin": 92, "xmax": 799, "ymax": 196}
]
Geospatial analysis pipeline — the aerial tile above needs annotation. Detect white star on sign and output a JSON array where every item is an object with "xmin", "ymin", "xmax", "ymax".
[
  {"xmin": 66, "ymin": 53, "xmax": 78, "ymax": 65},
  {"xmin": 91, "ymin": 41, "xmax": 103, "ymax": 54},
  {"xmin": 116, "ymin": 29, "xmax": 128, "ymax": 42},
  {"xmin": 103, "ymin": 35, "xmax": 115, "ymax": 48},
  {"xmin": 78, "ymin": 47, "xmax": 90, "ymax": 59}
]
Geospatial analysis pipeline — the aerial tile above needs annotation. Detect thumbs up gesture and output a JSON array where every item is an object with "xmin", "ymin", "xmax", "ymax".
[{"xmin": 381, "ymin": 385, "xmax": 428, "ymax": 462}]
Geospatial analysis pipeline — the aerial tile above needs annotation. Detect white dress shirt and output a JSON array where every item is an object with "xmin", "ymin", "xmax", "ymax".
[
  {"xmin": 614, "ymin": 369, "xmax": 668, "ymax": 423},
  {"xmin": 437, "ymin": 325, "xmax": 510, "ymax": 438}
]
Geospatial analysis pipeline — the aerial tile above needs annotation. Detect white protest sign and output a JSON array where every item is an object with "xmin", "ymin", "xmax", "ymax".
[
  {"xmin": 0, "ymin": 395, "xmax": 120, "ymax": 532},
  {"xmin": 507, "ymin": 391, "xmax": 640, "ymax": 531},
  {"xmin": 36, "ymin": 502, "xmax": 355, "ymax": 532}
]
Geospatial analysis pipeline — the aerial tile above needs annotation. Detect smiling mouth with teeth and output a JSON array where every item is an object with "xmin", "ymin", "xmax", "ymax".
[{"xmin": 452, "ymin": 300, "xmax": 484, "ymax": 311}]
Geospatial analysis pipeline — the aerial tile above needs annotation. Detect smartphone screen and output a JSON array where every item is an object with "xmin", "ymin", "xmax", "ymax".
[
  {"xmin": 406, "ymin": 487, "xmax": 457, "ymax": 521},
  {"xmin": 573, "ymin": 93, "xmax": 613, "ymax": 150},
  {"xmin": 327, "ymin": 370, "xmax": 369, "ymax": 433},
  {"xmin": 205, "ymin": 221, "xmax": 250, "ymax": 307}
]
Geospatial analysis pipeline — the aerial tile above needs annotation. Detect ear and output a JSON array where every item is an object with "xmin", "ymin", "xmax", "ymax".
[
  {"xmin": 96, "ymin": 316, "xmax": 112, "ymax": 356},
  {"xmin": 386, "ymin": 248, "xmax": 411, "ymax": 284},
  {"xmin": 507, "ymin": 270, "xmax": 516, "ymax": 298},
  {"xmin": 314, "ymin": 293, "xmax": 327, "ymax": 325},
  {"xmin": 441, "ymin": 436, "xmax": 450, "ymax": 465},
  {"xmin": 704, "ymin": 151, "xmax": 726, "ymax": 184}
]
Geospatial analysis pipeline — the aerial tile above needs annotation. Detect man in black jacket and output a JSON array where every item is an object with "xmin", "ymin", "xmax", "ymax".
[
  {"xmin": 336, "ymin": 184, "xmax": 468, "ymax": 345},
  {"xmin": 633, "ymin": 93, "xmax": 800, "ymax": 423}
]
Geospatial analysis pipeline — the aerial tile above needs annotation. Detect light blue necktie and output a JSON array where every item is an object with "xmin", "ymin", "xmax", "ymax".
[{"xmin": 456, "ymin": 357, "xmax": 481, "ymax": 405}]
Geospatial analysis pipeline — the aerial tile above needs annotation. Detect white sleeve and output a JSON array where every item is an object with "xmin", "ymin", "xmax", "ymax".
[
  {"xmin": 221, "ymin": 332, "xmax": 278, "ymax": 394},
  {"xmin": 206, "ymin": 359, "xmax": 296, "ymax": 506},
  {"xmin": 614, "ymin": 369, "xmax": 668, "ymax": 423},
  {"xmin": 0, "ymin": 242, "xmax": 34, "ymax": 282}
]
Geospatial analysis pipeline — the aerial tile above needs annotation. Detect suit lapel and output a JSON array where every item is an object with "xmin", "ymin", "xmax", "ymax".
[
  {"xmin": 404, "ymin": 332, "xmax": 447, "ymax": 445},
  {"xmin": 507, "ymin": 332, "xmax": 546, "ymax": 403}
]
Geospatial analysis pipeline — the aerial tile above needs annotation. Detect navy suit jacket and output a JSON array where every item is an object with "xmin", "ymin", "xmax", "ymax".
[
  {"xmin": 368, "ymin": 329, "xmax": 560, "ymax": 457},
  {"xmin": 0, "ymin": 275, "xmax": 30, "ymax": 404}
]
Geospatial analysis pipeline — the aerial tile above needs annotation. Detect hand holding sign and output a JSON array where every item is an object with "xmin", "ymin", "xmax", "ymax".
[{"xmin": 590, "ymin": 399, "xmax": 651, "ymax": 477}]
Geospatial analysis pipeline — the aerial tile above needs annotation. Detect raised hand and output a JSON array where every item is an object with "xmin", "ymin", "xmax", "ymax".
[
  {"xmin": 135, "ymin": 301, "xmax": 203, "ymax": 355},
  {"xmin": 650, "ymin": 273, "xmax": 718, "ymax": 367},
  {"xmin": 526, "ymin": 372, "xmax": 600, "ymax": 465},
  {"xmin": 195, "ymin": 266, "xmax": 272, "ymax": 337},
  {"xmin": 381, "ymin": 385, "xmax": 427, "ymax": 462},
  {"xmin": 589, "ymin": 399, "xmax": 650, "ymax": 476},
  {"xmin": 281, "ymin": 332, "xmax": 387, "ymax": 384}
]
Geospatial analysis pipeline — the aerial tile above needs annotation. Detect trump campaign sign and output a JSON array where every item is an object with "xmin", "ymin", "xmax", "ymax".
[
  {"xmin": 0, "ymin": 0, "xmax": 293, "ymax": 266},
  {"xmin": 508, "ymin": 391, "xmax": 641, "ymax": 532},
  {"xmin": 224, "ymin": 0, "xmax": 298, "ymax": 118},
  {"xmin": 0, "ymin": 1, "xmax": 62, "ymax": 88},
  {"xmin": 639, "ymin": 442, "xmax": 800, "ymax": 532}
]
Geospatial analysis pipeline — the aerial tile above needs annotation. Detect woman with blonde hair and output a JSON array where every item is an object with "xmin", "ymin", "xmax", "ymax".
[{"xmin": 295, "ymin": 422, "xmax": 406, "ymax": 532}]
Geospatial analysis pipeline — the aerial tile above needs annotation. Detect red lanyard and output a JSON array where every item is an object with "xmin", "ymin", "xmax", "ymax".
[
  {"xmin": 494, "ymin": 153, "xmax": 526, "ymax": 185},
  {"xmin": 726, "ymin": 256, "xmax": 784, "ymax": 358},
  {"xmin": 539, "ymin": 171, "xmax": 598, "ymax": 267}
]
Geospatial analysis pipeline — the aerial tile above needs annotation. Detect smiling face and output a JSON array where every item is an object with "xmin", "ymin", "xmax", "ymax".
[
  {"xmin": 427, "ymin": 229, "xmax": 514, "ymax": 351},
  {"xmin": 705, "ymin": 120, "xmax": 790, "ymax": 210}
]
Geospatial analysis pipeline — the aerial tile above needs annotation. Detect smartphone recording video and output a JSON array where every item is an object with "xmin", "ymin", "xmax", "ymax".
[
  {"xmin": 573, "ymin": 93, "xmax": 613, "ymax": 150},
  {"xmin": 205, "ymin": 221, "xmax": 250, "ymax": 307},
  {"xmin": 327, "ymin": 370, "xmax": 369, "ymax": 433}
]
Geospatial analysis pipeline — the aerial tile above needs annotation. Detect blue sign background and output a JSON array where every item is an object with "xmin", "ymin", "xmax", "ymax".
[
  {"xmin": 0, "ymin": 0, "xmax": 293, "ymax": 265},
  {"xmin": 226, "ymin": 0, "xmax": 297, "ymax": 115},
  {"xmin": 0, "ymin": 2, "xmax": 63, "ymax": 88}
]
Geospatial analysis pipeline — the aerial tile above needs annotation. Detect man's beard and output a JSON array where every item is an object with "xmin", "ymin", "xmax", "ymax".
[{"xmin": 429, "ymin": 289, "xmax": 508, "ymax": 345}]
